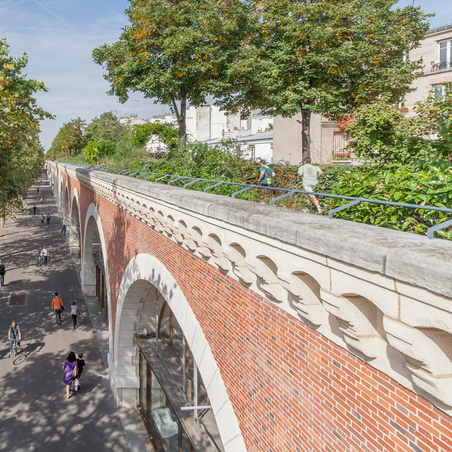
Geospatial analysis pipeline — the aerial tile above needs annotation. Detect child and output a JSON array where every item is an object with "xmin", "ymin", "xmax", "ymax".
[{"xmin": 76, "ymin": 352, "xmax": 85, "ymax": 389}]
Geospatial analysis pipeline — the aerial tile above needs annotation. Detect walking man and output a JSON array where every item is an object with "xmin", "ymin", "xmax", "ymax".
[
  {"xmin": 46, "ymin": 213, "xmax": 50, "ymax": 224},
  {"xmin": 51, "ymin": 293, "xmax": 64, "ymax": 326},
  {"xmin": 0, "ymin": 260, "xmax": 5, "ymax": 286},
  {"xmin": 33, "ymin": 205, "xmax": 37, "ymax": 215},
  {"xmin": 297, "ymin": 157, "xmax": 324, "ymax": 213},
  {"xmin": 62, "ymin": 225, "xmax": 67, "ymax": 238},
  {"xmin": 258, "ymin": 160, "xmax": 276, "ymax": 195},
  {"xmin": 40, "ymin": 197, "xmax": 43, "ymax": 204},
  {"xmin": 42, "ymin": 246, "xmax": 48, "ymax": 265}
]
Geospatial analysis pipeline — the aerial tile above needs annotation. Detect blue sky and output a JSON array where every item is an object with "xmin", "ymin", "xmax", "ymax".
[{"xmin": 1, "ymin": 0, "xmax": 452, "ymax": 150}]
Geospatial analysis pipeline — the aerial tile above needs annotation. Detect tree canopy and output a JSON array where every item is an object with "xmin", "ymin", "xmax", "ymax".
[
  {"xmin": 47, "ymin": 117, "xmax": 87, "ymax": 160},
  {"xmin": 85, "ymin": 111, "xmax": 128, "ymax": 144},
  {"xmin": 0, "ymin": 39, "xmax": 53, "ymax": 222},
  {"xmin": 92, "ymin": 0, "xmax": 249, "ymax": 146},
  {"xmin": 215, "ymin": 0, "xmax": 430, "ymax": 158}
]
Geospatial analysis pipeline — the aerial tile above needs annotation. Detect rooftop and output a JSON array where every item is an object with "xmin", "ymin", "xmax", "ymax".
[{"xmin": 428, "ymin": 22, "xmax": 452, "ymax": 35}]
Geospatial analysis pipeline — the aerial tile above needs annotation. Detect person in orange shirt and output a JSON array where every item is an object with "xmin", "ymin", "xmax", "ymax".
[{"xmin": 51, "ymin": 292, "xmax": 64, "ymax": 326}]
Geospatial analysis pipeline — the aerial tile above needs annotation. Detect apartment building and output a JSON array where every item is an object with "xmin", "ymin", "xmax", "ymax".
[{"xmin": 405, "ymin": 22, "xmax": 452, "ymax": 114}]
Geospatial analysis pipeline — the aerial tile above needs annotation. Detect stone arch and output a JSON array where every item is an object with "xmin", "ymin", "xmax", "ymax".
[
  {"xmin": 64, "ymin": 185, "xmax": 70, "ymax": 227},
  {"xmin": 70, "ymin": 189, "xmax": 82, "ymax": 258},
  {"xmin": 82, "ymin": 203, "xmax": 111, "ymax": 338},
  {"xmin": 112, "ymin": 253, "xmax": 247, "ymax": 452},
  {"xmin": 59, "ymin": 177, "xmax": 64, "ymax": 212}
]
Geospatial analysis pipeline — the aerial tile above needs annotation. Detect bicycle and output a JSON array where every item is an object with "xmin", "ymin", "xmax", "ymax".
[{"xmin": 10, "ymin": 338, "xmax": 20, "ymax": 359}]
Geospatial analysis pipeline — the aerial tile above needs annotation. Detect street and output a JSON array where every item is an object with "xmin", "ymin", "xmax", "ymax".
[{"xmin": 0, "ymin": 177, "xmax": 132, "ymax": 452}]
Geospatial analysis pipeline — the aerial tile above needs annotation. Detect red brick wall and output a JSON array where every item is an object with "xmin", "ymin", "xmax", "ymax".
[{"xmin": 52, "ymin": 165, "xmax": 452, "ymax": 452}]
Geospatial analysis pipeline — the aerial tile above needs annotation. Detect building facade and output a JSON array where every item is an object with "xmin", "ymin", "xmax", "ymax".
[{"xmin": 405, "ymin": 22, "xmax": 452, "ymax": 114}]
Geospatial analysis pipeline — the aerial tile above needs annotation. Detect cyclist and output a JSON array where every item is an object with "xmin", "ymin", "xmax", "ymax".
[{"xmin": 8, "ymin": 321, "xmax": 21, "ymax": 355}]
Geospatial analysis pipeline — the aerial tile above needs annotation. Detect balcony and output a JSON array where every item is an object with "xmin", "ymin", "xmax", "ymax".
[{"xmin": 431, "ymin": 60, "xmax": 452, "ymax": 72}]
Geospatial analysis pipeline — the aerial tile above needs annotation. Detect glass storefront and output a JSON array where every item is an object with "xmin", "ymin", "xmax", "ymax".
[{"xmin": 138, "ymin": 301, "xmax": 225, "ymax": 452}]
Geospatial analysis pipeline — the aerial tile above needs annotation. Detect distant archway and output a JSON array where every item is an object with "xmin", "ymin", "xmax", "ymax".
[
  {"xmin": 64, "ymin": 186, "xmax": 70, "ymax": 228},
  {"xmin": 82, "ymin": 203, "xmax": 111, "ymax": 327},
  {"xmin": 70, "ymin": 190, "xmax": 81, "ymax": 258}
]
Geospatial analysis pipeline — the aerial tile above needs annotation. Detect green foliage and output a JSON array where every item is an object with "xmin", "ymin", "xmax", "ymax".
[
  {"xmin": 412, "ymin": 82, "xmax": 452, "ymax": 165},
  {"xmin": 214, "ymin": 0, "xmax": 429, "ymax": 154},
  {"xmin": 47, "ymin": 117, "xmax": 87, "ymax": 160},
  {"xmin": 326, "ymin": 165, "xmax": 452, "ymax": 239},
  {"xmin": 82, "ymin": 140, "xmax": 116, "ymax": 163},
  {"xmin": 347, "ymin": 84, "xmax": 452, "ymax": 169},
  {"xmin": 92, "ymin": 0, "xmax": 249, "ymax": 146},
  {"xmin": 345, "ymin": 100, "xmax": 434, "ymax": 166},
  {"xmin": 85, "ymin": 112, "xmax": 128, "ymax": 144},
  {"xmin": 131, "ymin": 122, "xmax": 179, "ymax": 151},
  {"xmin": 0, "ymin": 39, "xmax": 53, "ymax": 221}
]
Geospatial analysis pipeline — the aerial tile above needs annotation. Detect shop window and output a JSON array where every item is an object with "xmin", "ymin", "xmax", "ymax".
[
  {"xmin": 150, "ymin": 371, "xmax": 180, "ymax": 451},
  {"xmin": 160, "ymin": 303, "xmax": 170, "ymax": 342}
]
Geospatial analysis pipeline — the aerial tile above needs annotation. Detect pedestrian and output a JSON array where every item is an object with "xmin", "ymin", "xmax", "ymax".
[
  {"xmin": 41, "ymin": 214, "xmax": 44, "ymax": 224},
  {"xmin": 38, "ymin": 248, "xmax": 43, "ymax": 266},
  {"xmin": 42, "ymin": 246, "xmax": 48, "ymax": 265},
  {"xmin": 71, "ymin": 301, "xmax": 78, "ymax": 329},
  {"xmin": 37, "ymin": 187, "xmax": 39, "ymax": 194},
  {"xmin": 0, "ymin": 260, "xmax": 6, "ymax": 286},
  {"xmin": 46, "ymin": 213, "xmax": 50, "ymax": 224},
  {"xmin": 51, "ymin": 292, "xmax": 64, "ymax": 326},
  {"xmin": 258, "ymin": 160, "xmax": 276, "ymax": 196},
  {"xmin": 62, "ymin": 351, "xmax": 78, "ymax": 399},
  {"xmin": 40, "ymin": 197, "xmax": 43, "ymax": 204},
  {"xmin": 297, "ymin": 157, "xmax": 324, "ymax": 213},
  {"xmin": 33, "ymin": 205, "xmax": 37, "ymax": 215},
  {"xmin": 62, "ymin": 225, "xmax": 67, "ymax": 238},
  {"xmin": 76, "ymin": 352, "xmax": 85, "ymax": 390}
]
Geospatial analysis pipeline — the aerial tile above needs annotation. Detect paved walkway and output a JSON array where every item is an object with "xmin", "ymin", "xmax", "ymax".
[{"xmin": 0, "ymin": 175, "xmax": 152, "ymax": 452}]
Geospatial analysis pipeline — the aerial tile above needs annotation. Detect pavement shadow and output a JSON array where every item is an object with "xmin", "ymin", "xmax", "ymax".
[{"xmin": 0, "ymin": 342, "xmax": 129, "ymax": 452}]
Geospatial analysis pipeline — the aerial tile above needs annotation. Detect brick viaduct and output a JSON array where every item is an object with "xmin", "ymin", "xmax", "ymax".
[{"xmin": 48, "ymin": 162, "xmax": 452, "ymax": 452}]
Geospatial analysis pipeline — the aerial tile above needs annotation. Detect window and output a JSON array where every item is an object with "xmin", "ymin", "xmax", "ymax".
[
  {"xmin": 438, "ymin": 39, "xmax": 452, "ymax": 70},
  {"xmin": 249, "ymin": 145, "xmax": 255, "ymax": 161},
  {"xmin": 434, "ymin": 84, "xmax": 445, "ymax": 98}
]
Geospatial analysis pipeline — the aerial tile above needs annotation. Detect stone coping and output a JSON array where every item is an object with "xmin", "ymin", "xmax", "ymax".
[{"xmin": 53, "ymin": 162, "xmax": 452, "ymax": 298}]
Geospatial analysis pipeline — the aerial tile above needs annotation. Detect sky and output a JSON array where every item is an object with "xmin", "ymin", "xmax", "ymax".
[{"xmin": 1, "ymin": 0, "xmax": 452, "ymax": 151}]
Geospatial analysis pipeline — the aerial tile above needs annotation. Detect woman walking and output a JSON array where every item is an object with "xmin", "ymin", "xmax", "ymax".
[
  {"xmin": 38, "ymin": 248, "xmax": 43, "ymax": 266},
  {"xmin": 71, "ymin": 301, "xmax": 78, "ymax": 330},
  {"xmin": 62, "ymin": 352, "xmax": 78, "ymax": 399}
]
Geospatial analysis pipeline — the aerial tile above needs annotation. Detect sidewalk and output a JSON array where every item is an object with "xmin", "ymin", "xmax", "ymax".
[{"xmin": 0, "ymin": 175, "xmax": 152, "ymax": 452}]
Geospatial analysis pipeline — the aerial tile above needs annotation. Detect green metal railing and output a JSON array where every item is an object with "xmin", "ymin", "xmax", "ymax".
[{"xmin": 82, "ymin": 165, "xmax": 452, "ymax": 240}]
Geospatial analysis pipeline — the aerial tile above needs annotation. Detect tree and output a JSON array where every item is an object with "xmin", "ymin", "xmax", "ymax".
[
  {"xmin": 85, "ymin": 111, "xmax": 128, "ymax": 144},
  {"xmin": 47, "ymin": 117, "xmax": 87, "ymax": 159},
  {"xmin": 215, "ymin": 0, "xmax": 430, "ymax": 159},
  {"xmin": 413, "ymin": 82, "xmax": 452, "ymax": 165},
  {"xmin": 92, "ymin": 0, "xmax": 248, "ymax": 147},
  {"xmin": 0, "ymin": 39, "xmax": 52, "ymax": 224}
]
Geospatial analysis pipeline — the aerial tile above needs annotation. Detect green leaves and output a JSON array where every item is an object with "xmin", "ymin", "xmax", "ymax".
[
  {"xmin": 93, "ymin": 0, "xmax": 249, "ymax": 145},
  {"xmin": 0, "ymin": 39, "xmax": 52, "ymax": 220},
  {"xmin": 47, "ymin": 118, "xmax": 87, "ymax": 160}
]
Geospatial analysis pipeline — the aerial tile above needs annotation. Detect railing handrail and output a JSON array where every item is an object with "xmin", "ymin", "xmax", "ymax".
[{"xmin": 77, "ymin": 164, "xmax": 452, "ymax": 239}]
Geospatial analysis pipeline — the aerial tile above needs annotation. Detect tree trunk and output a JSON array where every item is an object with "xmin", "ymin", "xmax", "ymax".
[
  {"xmin": 171, "ymin": 86, "xmax": 187, "ymax": 148},
  {"xmin": 301, "ymin": 109, "xmax": 311, "ymax": 161},
  {"xmin": 179, "ymin": 86, "xmax": 187, "ymax": 148}
]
